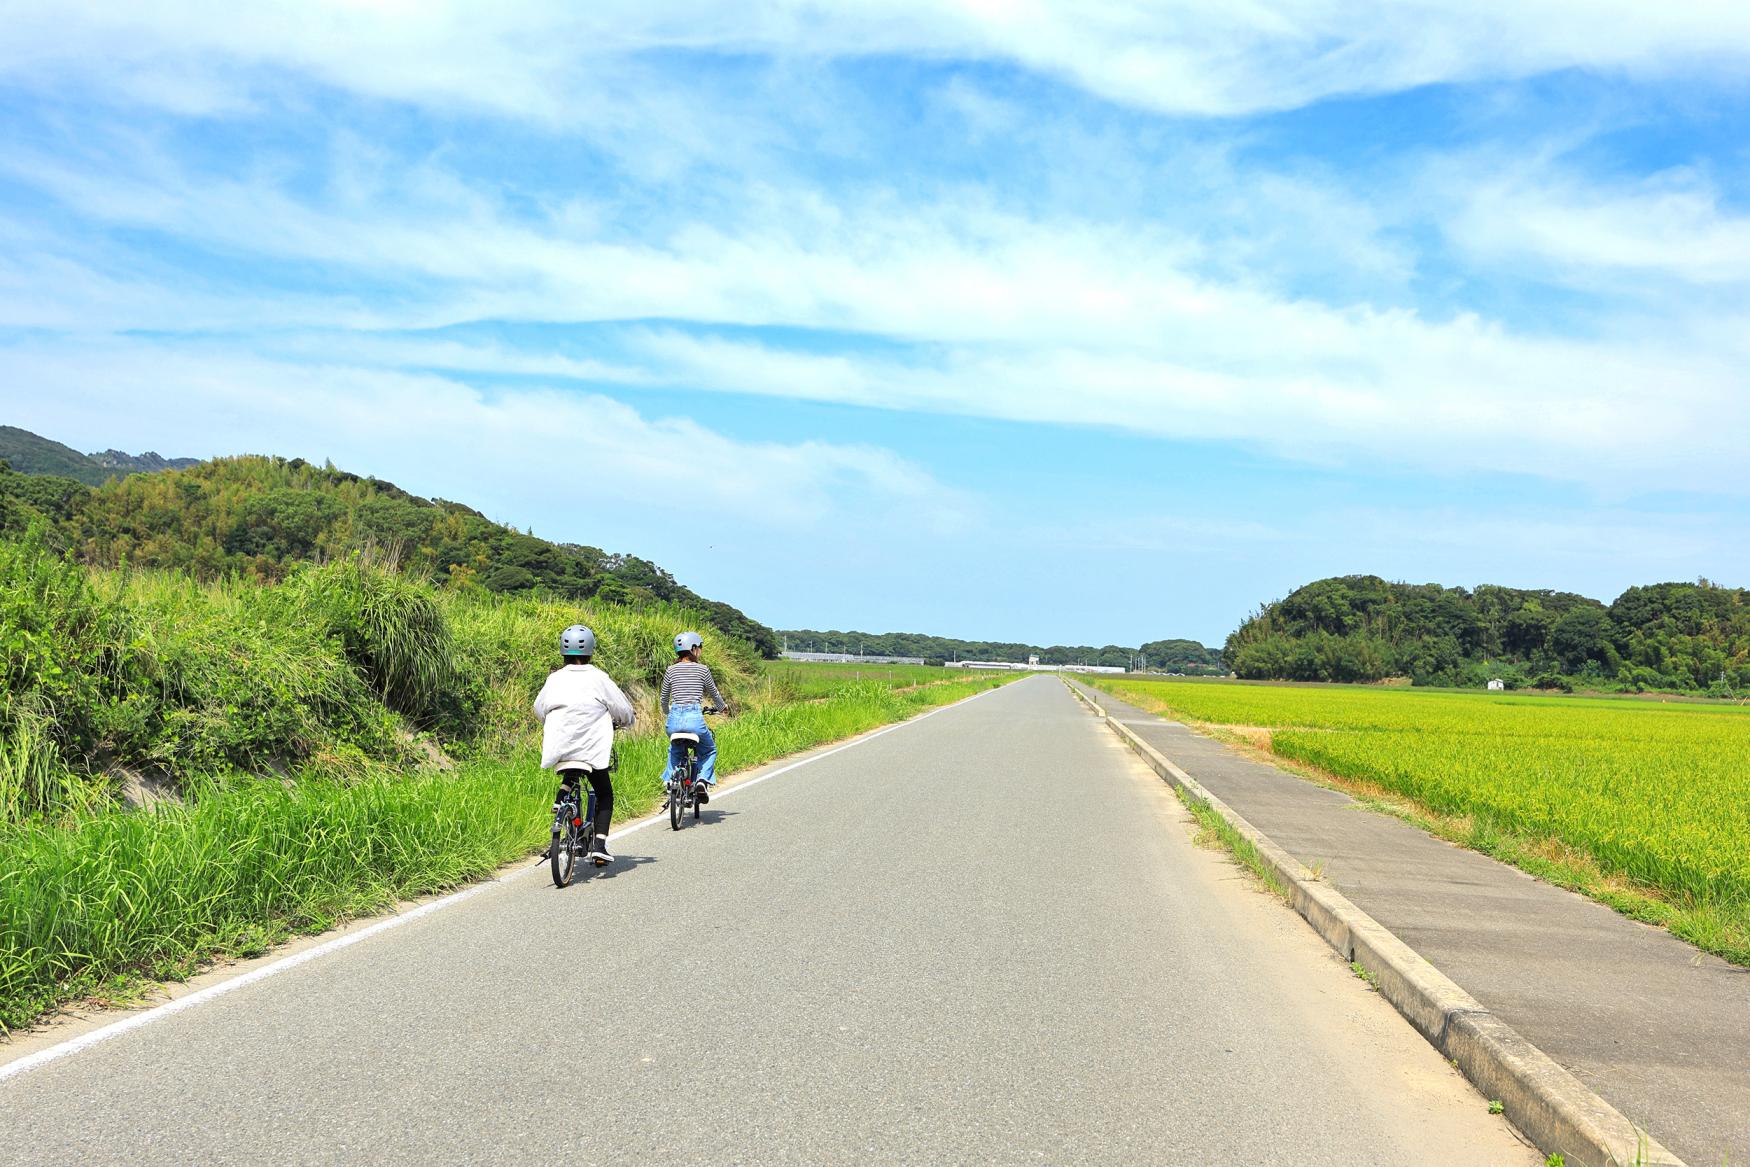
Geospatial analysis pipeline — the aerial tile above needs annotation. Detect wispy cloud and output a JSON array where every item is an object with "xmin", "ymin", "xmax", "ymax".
[
  {"xmin": 6, "ymin": 129, "xmax": 1745, "ymax": 495},
  {"xmin": 630, "ymin": 327, "xmax": 1743, "ymax": 492},
  {"xmin": 3, "ymin": 339, "xmax": 973, "ymax": 535},
  {"xmin": 7, "ymin": 2, "xmax": 1750, "ymax": 120},
  {"xmin": 1449, "ymin": 165, "xmax": 1750, "ymax": 288}
]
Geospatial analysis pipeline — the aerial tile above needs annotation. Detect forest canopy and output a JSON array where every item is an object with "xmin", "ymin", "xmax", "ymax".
[{"xmin": 1224, "ymin": 574, "xmax": 1750, "ymax": 694}]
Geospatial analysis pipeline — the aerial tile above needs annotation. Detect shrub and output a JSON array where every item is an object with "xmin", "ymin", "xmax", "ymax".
[{"xmin": 0, "ymin": 524, "xmax": 136, "ymax": 819}]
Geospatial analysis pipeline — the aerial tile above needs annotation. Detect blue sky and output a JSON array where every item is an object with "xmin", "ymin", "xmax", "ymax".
[{"xmin": 3, "ymin": 3, "xmax": 1749, "ymax": 647}]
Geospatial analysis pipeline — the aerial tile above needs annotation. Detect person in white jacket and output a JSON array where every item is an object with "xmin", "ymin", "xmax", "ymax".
[{"xmin": 534, "ymin": 624, "xmax": 636, "ymax": 865}]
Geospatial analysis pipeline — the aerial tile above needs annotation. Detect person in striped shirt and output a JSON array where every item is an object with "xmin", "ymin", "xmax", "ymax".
[{"xmin": 661, "ymin": 630, "xmax": 729, "ymax": 803}]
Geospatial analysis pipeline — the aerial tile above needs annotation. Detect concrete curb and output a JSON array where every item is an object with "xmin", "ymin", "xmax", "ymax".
[{"xmin": 1065, "ymin": 680, "xmax": 1684, "ymax": 1167}]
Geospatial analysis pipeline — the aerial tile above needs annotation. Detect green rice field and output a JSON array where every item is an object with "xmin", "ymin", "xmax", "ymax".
[
  {"xmin": 758, "ymin": 659, "xmax": 951, "ymax": 697},
  {"xmin": 1088, "ymin": 677, "xmax": 1750, "ymax": 963}
]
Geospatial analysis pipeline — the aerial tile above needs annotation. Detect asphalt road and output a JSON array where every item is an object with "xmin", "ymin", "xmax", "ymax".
[{"xmin": 0, "ymin": 677, "xmax": 1537, "ymax": 1165}]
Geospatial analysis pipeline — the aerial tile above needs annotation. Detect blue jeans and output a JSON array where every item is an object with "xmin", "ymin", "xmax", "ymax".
[{"xmin": 662, "ymin": 704, "xmax": 717, "ymax": 786}]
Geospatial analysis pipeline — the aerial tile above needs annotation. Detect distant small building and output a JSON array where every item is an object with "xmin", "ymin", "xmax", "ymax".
[
  {"xmin": 781, "ymin": 651, "xmax": 926, "ymax": 665},
  {"xmin": 944, "ymin": 660, "xmax": 1126, "ymax": 674},
  {"xmin": 1028, "ymin": 654, "xmax": 1040, "ymax": 666},
  {"xmin": 1487, "ymin": 678, "xmax": 1506, "ymax": 691}
]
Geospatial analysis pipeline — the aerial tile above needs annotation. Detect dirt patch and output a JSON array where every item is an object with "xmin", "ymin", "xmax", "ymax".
[{"xmin": 113, "ymin": 767, "xmax": 181, "ymax": 810}]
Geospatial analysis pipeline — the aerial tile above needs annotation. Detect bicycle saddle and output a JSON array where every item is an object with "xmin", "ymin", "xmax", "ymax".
[{"xmin": 669, "ymin": 731, "xmax": 701, "ymax": 743}]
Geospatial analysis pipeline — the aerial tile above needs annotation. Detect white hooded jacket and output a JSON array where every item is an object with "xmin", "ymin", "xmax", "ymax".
[{"xmin": 533, "ymin": 663, "xmax": 636, "ymax": 771}]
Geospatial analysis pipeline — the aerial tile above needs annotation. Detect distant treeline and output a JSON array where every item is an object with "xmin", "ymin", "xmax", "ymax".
[
  {"xmin": 778, "ymin": 630, "xmax": 1225, "ymax": 673},
  {"xmin": 0, "ymin": 452, "xmax": 779, "ymax": 657},
  {"xmin": 1225, "ymin": 575, "xmax": 1750, "ymax": 694}
]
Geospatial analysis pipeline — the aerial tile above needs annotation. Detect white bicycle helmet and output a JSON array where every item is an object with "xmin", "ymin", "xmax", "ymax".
[{"xmin": 674, "ymin": 631, "xmax": 703, "ymax": 654}]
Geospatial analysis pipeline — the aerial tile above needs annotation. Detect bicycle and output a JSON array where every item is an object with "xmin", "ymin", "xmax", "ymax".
[
  {"xmin": 667, "ymin": 733, "xmax": 703, "ymax": 830},
  {"xmin": 665, "ymin": 706, "xmax": 722, "ymax": 831},
  {"xmin": 548, "ymin": 775, "xmax": 599, "ymax": 888}
]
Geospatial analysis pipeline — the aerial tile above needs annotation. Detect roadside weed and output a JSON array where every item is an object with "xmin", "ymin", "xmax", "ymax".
[{"xmin": 1177, "ymin": 789, "xmax": 1292, "ymax": 903}]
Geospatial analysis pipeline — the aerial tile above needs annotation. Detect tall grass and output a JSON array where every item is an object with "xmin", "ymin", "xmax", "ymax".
[
  {"xmin": 0, "ymin": 672, "xmax": 1012, "ymax": 1031},
  {"xmin": 283, "ymin": 558, "xmax": 464, "ymax": 729},
  {"xmin": 0, "ymin": 525, "xmax": 134, "ymax": 819},
  {"xmin": 0, "ymin": 758, "xmax": 551, "ymax": 1030},
  {"xmin": 0, "ymin": 531, "xmax": 765, "ymax": 823}
]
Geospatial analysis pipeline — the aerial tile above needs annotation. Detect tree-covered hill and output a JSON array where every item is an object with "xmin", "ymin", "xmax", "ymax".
[
  {"xmin": 0, "ymin": 425, "xmax": 197, "ymax": 485},
  {"xmin": 1225, "ymin": 574, "xmax": 1750, "ymax": 693},
  {"xmin": 0, "ymin": 451, "xmax": 779, "ymax": 657},
  {"xmin": 1139, "ymin": 638, "xmax": 1226, "ymax": 674},
  {"xmin": 778, "ymin": 628, "xmax": 1226, "ymax": 673}
]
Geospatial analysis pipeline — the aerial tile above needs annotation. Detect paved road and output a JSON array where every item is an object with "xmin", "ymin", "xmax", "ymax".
[{"xmin": 0, "ymin": 677, "xmax": 1536, "ymax": 1165}]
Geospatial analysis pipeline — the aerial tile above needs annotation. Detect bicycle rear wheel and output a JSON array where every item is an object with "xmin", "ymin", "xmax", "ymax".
[
  {"xmin": 551, "ymin": 821, "xmax": 577, "ymax": 887},
  {"xmin": 670, "ymin": 773, "xmax": 684, "ymax": 831}
]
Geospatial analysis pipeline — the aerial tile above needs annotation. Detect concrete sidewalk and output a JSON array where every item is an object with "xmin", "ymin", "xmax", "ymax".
[{"xmin": 1075, "ymin": 682, "xmax": 1750, "ymax": 1167}]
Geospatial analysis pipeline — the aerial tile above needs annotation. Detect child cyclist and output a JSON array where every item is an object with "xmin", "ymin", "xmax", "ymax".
[
  {"xmin": 534, "ymin": 624, "xmax": 635, "ymax": 865},
  {"xmin": 661, "ymin": 631, "xmax": 729, "ymax": 805}
]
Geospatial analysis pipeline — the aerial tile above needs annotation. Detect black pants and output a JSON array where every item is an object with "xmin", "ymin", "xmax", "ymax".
[{"xmin": 558, "ymin": 767, "xmax": 613, "ymax": 840}]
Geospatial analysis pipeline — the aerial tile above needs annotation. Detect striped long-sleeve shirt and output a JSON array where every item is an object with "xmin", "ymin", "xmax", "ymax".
[{"xmin": 660, "ymin": 660, "xmax": 725, "ymax": 714}]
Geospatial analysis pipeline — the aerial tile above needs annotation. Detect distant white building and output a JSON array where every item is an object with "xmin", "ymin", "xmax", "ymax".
[
  {"xmin": 944, "ymin": 660, "xmax": 1126, "ymax": 674},
  {"xmin": 780, "ymin": 651, "xmax": 926, "ymax": 665},
  {"xmin": 1487, "ymin": 678, "xmax": 1506, "ymax": 691}
]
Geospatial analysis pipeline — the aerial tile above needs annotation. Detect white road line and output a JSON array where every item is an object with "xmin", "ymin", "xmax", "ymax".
[{"xmin": 0, "ymin": 681, "xmax": 1010, "ymax": 1083}]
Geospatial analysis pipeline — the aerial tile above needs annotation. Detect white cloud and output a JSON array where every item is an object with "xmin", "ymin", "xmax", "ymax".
[
  {"xmin": 5, "ymin": 1, "xmax": 1750, "ymax": 120},
  {"xmin": 628, "ymin": 326, "xmax": 1744, "ymax": 492},
  {"xmin": 8, "ymin": 136, "xmax": 1743, "ymax": 495},
  {"xmin": 4, "ymin": 26, "xmax": 1746, "ymax": 504},
  {"xmin": 1, "ymin": 341, "xmax": 972, "ymax": 535},
  {"xmin": 265, "ymin": 335, "xmax": 653, "ymax": 385},
  {"xmin": 1450, "ymin": 167, "xmax": 1750, "ymax": 288}
]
